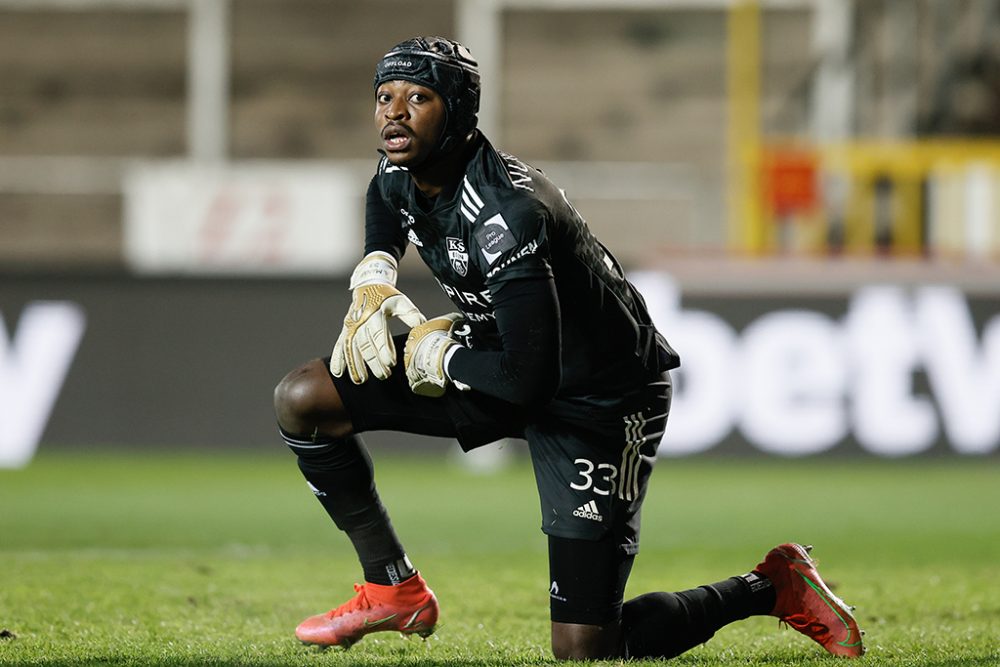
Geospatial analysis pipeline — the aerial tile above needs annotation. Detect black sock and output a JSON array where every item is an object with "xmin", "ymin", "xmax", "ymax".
[
  {"xmin": 622, "ymin": 574, "xmax": 776, "ymax": 659},
  {"xmin": 740, "ymin": 570, "xmax": 776, "ymax": 612},
  {"xmin": 282, "ymin": 429, "xmax": 416, "ymax": 586}
]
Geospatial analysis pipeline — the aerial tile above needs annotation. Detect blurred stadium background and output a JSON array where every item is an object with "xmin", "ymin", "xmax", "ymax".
[{"xmin": 3, "ymin": 0, "xmax": 1000, "ymax": 467}]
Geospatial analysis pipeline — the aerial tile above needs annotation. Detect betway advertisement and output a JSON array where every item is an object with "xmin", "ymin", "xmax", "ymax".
[
  {"xmin": 0, "ymin": 302, "xmax": 85, "ymax": 467},
  {"xmin": 631, "ymin": 273, "xmax": 1000, "ymax": 458},
  {"xmin": 1, "ymin": 273, "xmax": 998, "ymax": 466}
]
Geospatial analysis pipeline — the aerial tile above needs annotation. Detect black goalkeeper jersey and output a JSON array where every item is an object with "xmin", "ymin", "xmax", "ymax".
[{"xmin": 366, "ymin": 133, "xmax": 679, "ymax": 417}]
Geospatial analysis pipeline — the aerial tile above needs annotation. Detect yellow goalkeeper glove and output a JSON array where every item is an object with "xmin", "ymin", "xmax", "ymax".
[
  {"xmin": 330, "ymin": 252, "xmax": 426, "ymax": 384},
  {"xmin": 403, "ymin": 313, "xmax": 470, "ymax": 397}
]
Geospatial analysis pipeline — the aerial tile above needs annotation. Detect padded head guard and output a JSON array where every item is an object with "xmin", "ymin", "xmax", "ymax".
[{"xmin": 374, "ymin": 36, "xmax": 481, "ymax": 155}]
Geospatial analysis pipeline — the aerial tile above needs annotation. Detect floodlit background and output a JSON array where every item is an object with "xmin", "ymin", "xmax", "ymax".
[
  {"xmin": 2, "ymin": 0, "xmax": 1000, "ymax": 462},
  {"xmin": 2, "ymin": 3, "xmax": 1000, "ymax": 666}
]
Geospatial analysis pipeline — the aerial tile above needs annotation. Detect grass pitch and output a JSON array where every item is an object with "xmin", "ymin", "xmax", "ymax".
[{"xmin": 1, "ymin": 448, "xmax": 998, "ymax": 666}]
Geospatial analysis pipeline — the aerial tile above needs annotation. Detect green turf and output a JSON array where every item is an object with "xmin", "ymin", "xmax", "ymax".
[{"xmin": 1, "ymin": 449, "xmax": 998, "ymax": 666}]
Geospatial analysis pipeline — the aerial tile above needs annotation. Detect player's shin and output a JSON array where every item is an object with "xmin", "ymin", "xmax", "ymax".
[
  {"xmin": 280, "ymin": 430, "xmax": 416, "ymax": 585},
  {"xmin": 621, "ymin": 575, "xmax": 775, "ymax": 659}
]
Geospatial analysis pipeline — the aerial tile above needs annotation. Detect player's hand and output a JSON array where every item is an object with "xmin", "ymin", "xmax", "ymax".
[
  {"xmin": 330, "ymin": 252, "xmax": 426, "ymax": 384},
  {"xmin": 403, "ymin": 312, "xmax": 469, "ymax": 397}
]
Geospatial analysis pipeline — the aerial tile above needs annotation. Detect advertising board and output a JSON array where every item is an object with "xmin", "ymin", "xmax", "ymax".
[{"xmin": 2, "ymin": 272, "xmax": 998, "ymax": 466}]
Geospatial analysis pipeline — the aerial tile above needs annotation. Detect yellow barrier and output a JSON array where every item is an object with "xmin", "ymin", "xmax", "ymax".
[
  {"xmin": 756, "ymin": 141, "xmax": 1000, "ymax": 259},
  {"xmin": 727, "ymin": 0, "xmax": 763, "ymax": 254}
]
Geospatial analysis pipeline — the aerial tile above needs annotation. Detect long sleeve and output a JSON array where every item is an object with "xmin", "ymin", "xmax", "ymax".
[
  {"xmin": 364, "ymin": 176, "xmax": 407, "ymax": 261},
  {"xmin": 446, "ymin": 276, "xmax": 561, "ymax": 407}
]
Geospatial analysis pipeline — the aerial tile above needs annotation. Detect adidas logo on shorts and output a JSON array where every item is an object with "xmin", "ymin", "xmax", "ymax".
[{"xmin": 572, "ymin": 500, "xmax": 603, "ymax": 522}]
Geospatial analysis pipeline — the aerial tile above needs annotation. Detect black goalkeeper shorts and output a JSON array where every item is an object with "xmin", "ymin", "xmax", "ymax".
[
  {"xmin": 326, "ymin": 350, "xmax": 527, "ymax": 451},
  {"xmin": 329, "ymin": 333, "xmax": 672, "ymax": 539}
]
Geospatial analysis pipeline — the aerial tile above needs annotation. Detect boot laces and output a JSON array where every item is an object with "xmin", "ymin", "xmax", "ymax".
[
  {"xmin": 325, "ymin": 583, "xmax": 373, "ymax": 619},
  {"xmin": 780, "ymin": 613, "xmax": 830, "ymax": 639}
]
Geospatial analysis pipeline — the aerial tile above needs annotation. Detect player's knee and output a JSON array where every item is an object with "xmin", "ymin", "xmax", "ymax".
[
  {"xmin": 273, "ymin": 368, "xmax": 312, "ymax": 432},
  {"xmin": 551, "ymin": 640, "xmax": 586, "ymax": 661},
  {"xmin": 550, "ymin": 623, "xmax": 620, "ymax": 661},
  {"xmin": 273, "ymin": 361, "xmax": 348, "ymax": 436},
  {"xmin": 551, "ymin": 637, "xmax": 605, "ymax": 661}
]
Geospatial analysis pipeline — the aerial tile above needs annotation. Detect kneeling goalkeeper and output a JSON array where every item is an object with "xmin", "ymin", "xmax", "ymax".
[{"xmin": 272, "ymin": 36, "xmax": 863, "ymax": 660}]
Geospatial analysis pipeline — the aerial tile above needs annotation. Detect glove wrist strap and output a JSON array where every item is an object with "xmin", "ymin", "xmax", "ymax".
[
  {"xmin": 350, "ymin": 251, "xmax": 398, "ymax": 289},
  {"xmin": 442, "ymin": 345, "xmax": 460, "ymax": 381},
  {"xmin": 421, "ymin": 334, "xmax": 455, "ymax": 380},
  {"xmin": 442, "ymin": 345, "xmax": 472, "ymax": 391}
]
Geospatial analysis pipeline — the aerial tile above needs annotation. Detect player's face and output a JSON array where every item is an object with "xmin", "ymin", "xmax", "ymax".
[{"xmin": 375, "ymin": 81, "xmax": 446, "ymax": 168}]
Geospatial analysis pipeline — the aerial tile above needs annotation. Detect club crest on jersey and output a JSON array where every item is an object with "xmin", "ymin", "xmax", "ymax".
[{"xmin": 447, "ymin": 237, "xmax": 469, "ymax": 276}]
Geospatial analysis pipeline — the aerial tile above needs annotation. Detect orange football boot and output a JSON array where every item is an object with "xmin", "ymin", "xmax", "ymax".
[
  {"xmin": 295, "ymin": 572, "xmax": 439, "ymax": 648},
  {"xmin": 755, "ymin": 543, "xmax": 865, "ymax": 658}
]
